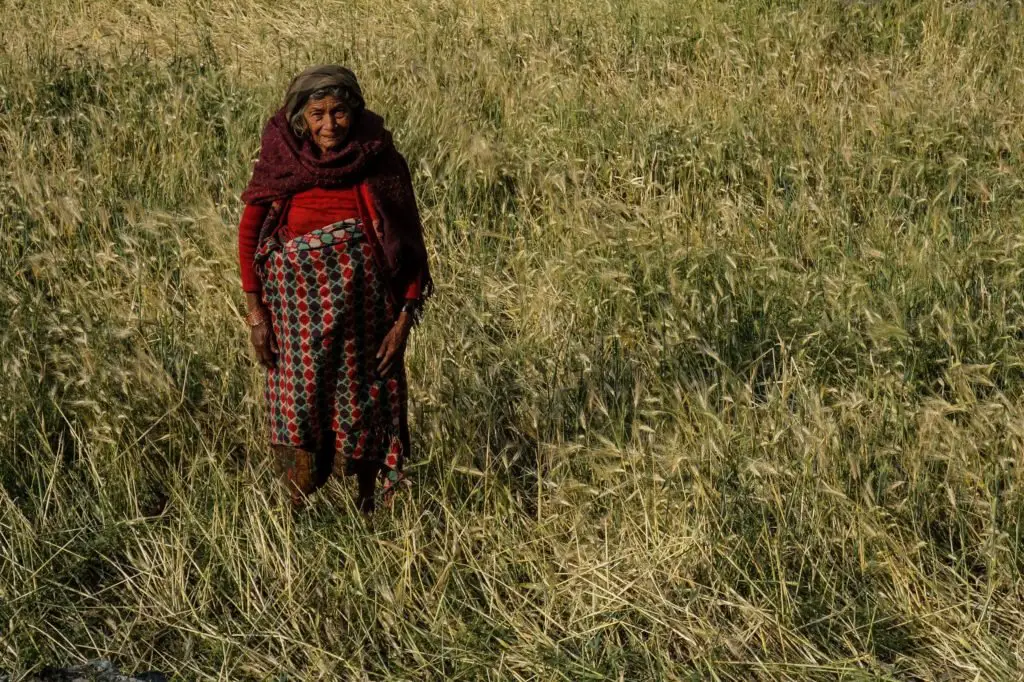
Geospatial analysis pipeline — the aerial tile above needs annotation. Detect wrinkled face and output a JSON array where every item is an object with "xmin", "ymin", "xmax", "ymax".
[{"xmin": 303, "ymin": 95, "xmax": 352, "ymax": 153}]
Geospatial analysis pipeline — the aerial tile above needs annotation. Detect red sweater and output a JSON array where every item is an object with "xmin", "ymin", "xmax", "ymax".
[{"xmin": 238, "ymin": 186, "xmax": 421, "ymax": 300}]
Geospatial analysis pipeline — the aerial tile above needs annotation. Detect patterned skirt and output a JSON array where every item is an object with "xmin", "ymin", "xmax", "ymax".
[{"xmin": 255, "ymin": 219, "xmax": 407, "ymax": 491}]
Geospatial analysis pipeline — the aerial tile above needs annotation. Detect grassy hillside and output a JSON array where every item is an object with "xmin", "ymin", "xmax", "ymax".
[{"xmin": 2, "ymin": 0, "xmax": 1023, "ymax": 678}]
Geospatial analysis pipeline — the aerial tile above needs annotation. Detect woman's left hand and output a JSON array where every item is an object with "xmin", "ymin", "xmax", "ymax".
[{"xmin": 377, "ymin": 311, "xmax": 413, "ymax": 376}]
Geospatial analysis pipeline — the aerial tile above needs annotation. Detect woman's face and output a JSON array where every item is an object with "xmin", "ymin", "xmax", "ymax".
[{"xmin": 303, "ymin": 95, "xmax": 352, "ymax": 153}]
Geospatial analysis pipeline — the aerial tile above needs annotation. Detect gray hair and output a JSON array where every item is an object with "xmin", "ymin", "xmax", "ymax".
[{"xmin": 288, "ymin": 85, "xmax": 365, "ymax": 139}]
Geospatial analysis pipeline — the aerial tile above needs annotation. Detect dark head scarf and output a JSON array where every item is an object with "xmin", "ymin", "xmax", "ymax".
[
  {"xmin": 283, "ymin": 65, "xmax": 364, "ymax": 126},
  {"xmin": 242, "ymin": 65, "xmax": 433, "ymax": 304}
]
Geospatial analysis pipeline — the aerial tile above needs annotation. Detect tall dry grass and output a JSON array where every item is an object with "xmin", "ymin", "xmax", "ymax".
[{"xmin": 2, "ymin": 0, "xmax": 1024, "ymax": 679}]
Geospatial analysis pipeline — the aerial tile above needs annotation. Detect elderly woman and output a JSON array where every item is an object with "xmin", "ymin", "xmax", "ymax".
[{"xmin": 237, "ymin": 65, "xmax": 432, "ymax": 512}]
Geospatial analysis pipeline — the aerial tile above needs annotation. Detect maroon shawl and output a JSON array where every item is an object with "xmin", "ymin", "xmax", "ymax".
[{"xmin": 241, "ymin": 108, "xmax": 433, "ymax": 303}]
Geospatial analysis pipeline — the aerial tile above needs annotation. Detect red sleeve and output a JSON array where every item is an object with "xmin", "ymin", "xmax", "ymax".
[
  {"xmin": 357, "ymin": 182, "xmax": 422, "ymax": 301},
  {"xmin": 403, "ymin": 277, "xmax": 421, "ymax": 301},
  {"xmin": 238, "ymin": 203, "xmax": 270, "ymax": 293}
]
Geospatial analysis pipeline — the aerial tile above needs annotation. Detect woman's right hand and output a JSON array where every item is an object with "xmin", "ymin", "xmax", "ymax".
[{"xmin": 249, "ymin": 306, "xmax": 278, "ymax": 368}]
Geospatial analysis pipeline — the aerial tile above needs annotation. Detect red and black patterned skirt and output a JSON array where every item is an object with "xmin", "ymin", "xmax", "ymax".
[{"xmin": 255, "ymin": 219, "xmax": 407, "ymax": 491}]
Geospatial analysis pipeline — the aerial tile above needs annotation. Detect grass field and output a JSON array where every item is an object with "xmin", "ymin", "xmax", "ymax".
[{"xmin": 2, "ymin": 0, "xmax": 1024, "ymax": 679}]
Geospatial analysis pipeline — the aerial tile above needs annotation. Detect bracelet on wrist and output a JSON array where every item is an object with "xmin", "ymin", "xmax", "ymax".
[{"xmin": 245, "ymin": 307, "xmax": 270, "ymax": 327}]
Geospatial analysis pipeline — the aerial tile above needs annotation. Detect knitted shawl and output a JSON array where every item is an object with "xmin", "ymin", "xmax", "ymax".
[{"xmin": 241, "ymin": 71, "xmax": 432, "ymax": 304}]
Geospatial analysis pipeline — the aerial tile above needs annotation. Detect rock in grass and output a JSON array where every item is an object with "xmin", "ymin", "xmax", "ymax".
[{"xmin": 22, "ymin": 660, "xmax": 168, "ymax": 682}]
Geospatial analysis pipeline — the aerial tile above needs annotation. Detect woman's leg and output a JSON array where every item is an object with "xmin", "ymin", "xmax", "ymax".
[
  {"xmin": 353, "ymin": 459, "xmax": 379, "ymax": 514},
  {"xmin": 272, "ymin": 444, "xmax": 321, "ymax": 509}
]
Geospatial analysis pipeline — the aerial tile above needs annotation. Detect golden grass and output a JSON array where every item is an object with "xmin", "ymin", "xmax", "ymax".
[{"xmin": 2, "ymin": 0, "xmax": 1024, "ymax": 679}]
